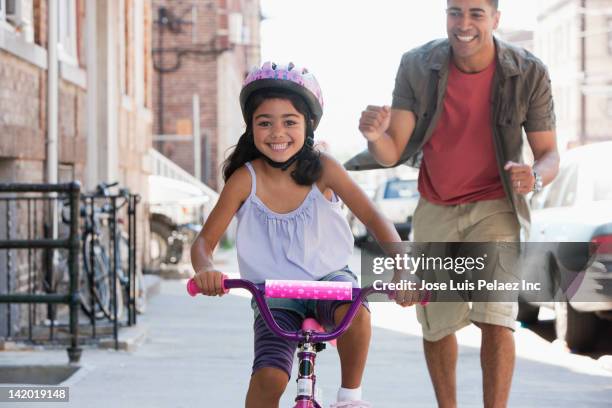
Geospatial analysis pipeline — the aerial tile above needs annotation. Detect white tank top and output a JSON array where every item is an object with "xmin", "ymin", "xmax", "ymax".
[{"xmin": 235, "ymin": 162, "xmax": 354, "ymax": 283}]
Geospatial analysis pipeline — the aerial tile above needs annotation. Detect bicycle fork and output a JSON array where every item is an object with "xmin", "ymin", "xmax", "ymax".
[{"xmin": 294, "ymin": 342, "xmax": 323, "ymax": 408}]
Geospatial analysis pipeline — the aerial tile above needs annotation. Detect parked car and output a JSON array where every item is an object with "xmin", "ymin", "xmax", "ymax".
[
  {"xmin": 148, "ymin": 176, "xmax": 214, "ymax": 270},
  {"xmin": 519, "ymin": 141, "xmax": 612, "ymax": 351},
  {"xmin": 348, "ymin": 176, "xmax": 420, "ymax": 244}
]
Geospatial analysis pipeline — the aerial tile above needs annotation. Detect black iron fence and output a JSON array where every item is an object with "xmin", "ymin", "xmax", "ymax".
[
  {"xmin": 0, "ymin": 182, "xmax": 82, "ymax": 364},
  {"xmin": 0, "ymin": 182, "xmax": 141, "ymax": 362}
]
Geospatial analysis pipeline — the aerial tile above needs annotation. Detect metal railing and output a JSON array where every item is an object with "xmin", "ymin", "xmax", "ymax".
[
  {"xmin": 0, "ymin": 182, "xmax": 82, "ymax": 364},
  {"xmin": 150, "ymin": 147, "xmax": 218, "ymax": 201},
  {"xmin": 0, "ymin": 182, "xmax": 142, "ymax": 359}
]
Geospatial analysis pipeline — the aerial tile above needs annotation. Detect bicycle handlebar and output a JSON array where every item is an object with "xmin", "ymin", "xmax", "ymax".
[
  {"xmin": 96, "ymin": 181, "xmax": 119, "ymax": 196},
  {"xmin": 187, "ymin": 277, "xmax": 428, "ymax": 343}
]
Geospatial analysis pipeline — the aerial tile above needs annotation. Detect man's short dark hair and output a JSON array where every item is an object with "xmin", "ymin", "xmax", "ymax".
[{"xmin": 447, "ymin": 0, "xmax": 499, "ymax": 10}]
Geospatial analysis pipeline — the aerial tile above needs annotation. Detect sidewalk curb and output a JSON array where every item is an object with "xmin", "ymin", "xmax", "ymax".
[{"xmin": 98, "ymin": 324, "xmax": 149, "ymax": 352}]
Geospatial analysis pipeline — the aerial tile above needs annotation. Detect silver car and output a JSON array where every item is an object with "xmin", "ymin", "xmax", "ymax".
[
  {"xmin": 520, "ymin": 141, "xmax": 612, "ymax": 351},
  {"xmin": 348, "ymin": 177, "xmax": 420, "ymax": 244}
]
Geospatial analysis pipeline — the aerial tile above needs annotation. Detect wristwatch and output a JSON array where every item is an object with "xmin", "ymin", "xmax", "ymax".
[{"xmin": 532, "ymin": 169, "xmax": 543, "ymax": 193}]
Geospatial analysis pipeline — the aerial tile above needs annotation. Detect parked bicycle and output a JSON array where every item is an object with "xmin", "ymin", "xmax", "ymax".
[{"xmin": 54, "ymin": 182, "xmax": 145, "ymax": 321}]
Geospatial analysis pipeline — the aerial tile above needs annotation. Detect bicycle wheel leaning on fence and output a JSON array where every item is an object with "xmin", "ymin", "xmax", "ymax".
[{"xmin": 81, "ymin": 232, "xmax": 124, "ymax": 320}]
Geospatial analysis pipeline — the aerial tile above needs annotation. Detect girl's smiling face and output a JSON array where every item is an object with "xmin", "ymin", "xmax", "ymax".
[{"xmin": 252, "ymin": 98, "xmax": 306, "ymax": 164}]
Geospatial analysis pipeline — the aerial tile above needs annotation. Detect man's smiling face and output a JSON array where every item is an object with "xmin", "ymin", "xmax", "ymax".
[{"xmin": 446, "ymin": 0, "xmax": 500, "ymax": 61}]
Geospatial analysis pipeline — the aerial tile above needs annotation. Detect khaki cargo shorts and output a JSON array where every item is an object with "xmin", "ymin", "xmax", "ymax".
[{"xmin": 412, "ymin": 197, "xmax": 521, "ymax": 342}]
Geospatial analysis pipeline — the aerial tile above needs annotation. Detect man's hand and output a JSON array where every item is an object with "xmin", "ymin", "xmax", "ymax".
[
  {"xmin": 193, "ymin": 270, "xmax": 226, "ymax": 296},
  {"xmin": 359, "ymin": 105, "xmax": 391, "ymax": 142},
  {"xmin": 504, "ymin": 161, "xmax": 535, "ymax": 195}
]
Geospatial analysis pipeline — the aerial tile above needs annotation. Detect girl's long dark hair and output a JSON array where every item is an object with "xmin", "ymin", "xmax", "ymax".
[{"xmin": 223, "ymin": 88, "xmax": 322, "ymax": 186}]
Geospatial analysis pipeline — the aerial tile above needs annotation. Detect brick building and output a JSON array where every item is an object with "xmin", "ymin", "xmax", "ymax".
[
  {"xmin": 151, "ymin": 0, "xmax": 260, "ymax": 190},
  {"xmin": 0, "ymin": 0, "xmax": 154, "ymax": 336},
  {"xmin": 536, "ymin": 0, "xmax": 612, "ymax": 148}
]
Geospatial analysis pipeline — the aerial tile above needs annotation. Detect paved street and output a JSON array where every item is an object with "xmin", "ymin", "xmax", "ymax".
[{"xmin": 1, "ymin": 247, "xmax": 612, "ymax": 407}]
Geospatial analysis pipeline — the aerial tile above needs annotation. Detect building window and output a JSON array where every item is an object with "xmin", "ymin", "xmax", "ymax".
[
  {"xmin": 229, "ymin": 12, "xmax": 244, "ymax": 45},
  {"xmin": 58, "ymin": 0, "xmax": 78, "ymax": 64},
  {"xmin": 1, "ymin": 0, "xmax": 34, "ymax": 42}
]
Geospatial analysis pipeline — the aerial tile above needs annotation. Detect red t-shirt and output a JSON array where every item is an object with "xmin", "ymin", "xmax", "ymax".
[{"xmin": 418, "ymin": 59, "xmax": 506, "ymax": 205}]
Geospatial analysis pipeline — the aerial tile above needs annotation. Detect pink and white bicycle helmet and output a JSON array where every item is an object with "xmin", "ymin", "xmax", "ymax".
[{"xmin": 240, "ymin": 62, "xmax": 324, "ymax": 129}]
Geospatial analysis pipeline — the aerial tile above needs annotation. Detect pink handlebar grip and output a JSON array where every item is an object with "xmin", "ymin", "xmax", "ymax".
[
  {"xmin": 264, "ymin": 280, "xmax": 353, "ymax": 301},
  {"xmin": 187, "ymin": 279, "xmax": 199, "ymax": 296},
  {"xmin": 421, "ymin": 289, "xmax": 431, "ymax": 306},
  {"xmin": 187, "ymin": 276, "xmax": 228, "ymax": 296}
]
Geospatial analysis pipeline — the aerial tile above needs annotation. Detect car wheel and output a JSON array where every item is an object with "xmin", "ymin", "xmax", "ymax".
[
  {"xmin": 516, "ymin": 301, "xmax": 539, "ymax": 324},
  {"xmin": 554, "ymin": 301, "xmax": 602, "ymax": 351},
  {"xmin": 150, "ymin": 219, "xmax": 172, "ymax": 269}
]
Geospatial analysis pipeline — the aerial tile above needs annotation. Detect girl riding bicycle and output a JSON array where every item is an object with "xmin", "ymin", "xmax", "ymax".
[{"xmin": 191, "ymin": 62, "xmax": 412, "ymax": 408}]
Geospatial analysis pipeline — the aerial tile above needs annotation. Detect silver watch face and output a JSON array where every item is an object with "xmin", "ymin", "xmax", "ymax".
[{"xmin": 533, "ymin": 171, "xmax": 543, "ymax": 192}]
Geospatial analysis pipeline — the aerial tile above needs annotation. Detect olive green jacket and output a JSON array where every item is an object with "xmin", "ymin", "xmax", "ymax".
[{"xmin": 345, "ymin": 37, "xmax": 556, "ymax": 234}]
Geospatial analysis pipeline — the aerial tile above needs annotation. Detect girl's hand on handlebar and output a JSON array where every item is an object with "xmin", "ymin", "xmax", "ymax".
[{"xmin": 193, "ymin": 270, "xmax": 226, "ymax": 296}]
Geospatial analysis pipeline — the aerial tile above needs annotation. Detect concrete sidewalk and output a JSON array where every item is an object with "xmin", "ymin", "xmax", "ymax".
[{"xmin": 2, "ymin": 275, "xmax": 612, "ymax": 407}]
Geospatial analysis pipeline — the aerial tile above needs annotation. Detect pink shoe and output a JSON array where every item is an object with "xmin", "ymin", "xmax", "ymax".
[{"xmin": 329, "ymin": 401, "xmax": 372, "ymax": 408}]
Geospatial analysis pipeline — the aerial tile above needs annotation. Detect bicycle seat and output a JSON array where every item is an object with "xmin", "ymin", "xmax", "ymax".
[{"xmin": 302, "ymin": 318, "xmax": 337, "ymax": 347}]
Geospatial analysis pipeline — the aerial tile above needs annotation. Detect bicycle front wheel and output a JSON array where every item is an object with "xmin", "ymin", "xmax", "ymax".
[{"xmin": 82, "ymin": 237, "xmax": 124, "ymax": 320}]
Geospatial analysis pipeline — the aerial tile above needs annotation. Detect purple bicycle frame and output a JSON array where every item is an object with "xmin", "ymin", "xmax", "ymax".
[{"xmin": 224, "ymin": 279, "xmax": 376, "ymax": 408}]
